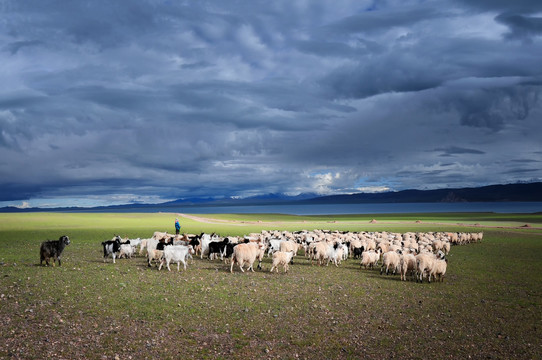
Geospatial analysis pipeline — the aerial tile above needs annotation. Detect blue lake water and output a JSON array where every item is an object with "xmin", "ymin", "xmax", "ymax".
[{"xmin": 93, "ymin": 202, "xmax": 542, "ymax": 215}]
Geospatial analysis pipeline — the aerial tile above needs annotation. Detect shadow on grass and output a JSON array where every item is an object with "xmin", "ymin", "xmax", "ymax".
[
  {"xmin": 364, "ymin": 272, "xmax": 433, "ymax": 284},
  {"xmin": 364, "ymin": 272, "xmax": 405, "ymax": 282}
]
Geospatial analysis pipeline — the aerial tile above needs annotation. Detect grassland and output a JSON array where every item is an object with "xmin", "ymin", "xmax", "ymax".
[{"xmin": 0, "ymin": 211, "xmax": 541, "ymax": 359}]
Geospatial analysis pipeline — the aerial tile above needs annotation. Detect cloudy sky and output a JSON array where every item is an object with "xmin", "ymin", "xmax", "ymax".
[{"xmin": 1, "ymin": 0, "xmax": 541, "ymax": 208}]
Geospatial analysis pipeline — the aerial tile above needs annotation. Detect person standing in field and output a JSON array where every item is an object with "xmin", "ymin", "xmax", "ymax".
[{"xmin": 175, "ymin": 218, "xmax": 181, "ymax": 235}]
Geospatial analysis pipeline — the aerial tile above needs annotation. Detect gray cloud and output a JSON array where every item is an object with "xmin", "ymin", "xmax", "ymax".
[{"xmin": 0, "ymin": 0, "xmax": 541, "ymax": 207}]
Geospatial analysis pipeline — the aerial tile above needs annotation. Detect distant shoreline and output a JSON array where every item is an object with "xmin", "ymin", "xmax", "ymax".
[{"xmin": 2, "ymin": 201, "xmax": 542, "ymax": 215}]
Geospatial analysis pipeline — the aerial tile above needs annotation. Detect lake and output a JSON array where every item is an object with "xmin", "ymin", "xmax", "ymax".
[{"xmin": 89, "ymin": 202, "xmax": 542, "ymax": 215}]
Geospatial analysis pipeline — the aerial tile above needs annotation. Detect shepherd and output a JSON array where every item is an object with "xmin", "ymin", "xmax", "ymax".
[{"xmin": 175, "ymin": 218, "xmax": 181, "ymax": 235}]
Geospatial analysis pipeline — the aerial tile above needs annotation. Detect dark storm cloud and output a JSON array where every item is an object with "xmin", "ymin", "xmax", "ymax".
[
  {"xmin": 294, "ymin": 40, "xmax": 364, "ymax": 58},
  {"xmin": 3, "ymin": 40, "xmax": 43, "ymax": 55},
  {"xmin": 323, "ymin": 4, "xmax": 442, "ymax": 34},
  {"xmin": 496, "ymin": 13, "xmax": 542, "ymax": 40},
  {"xmin": 449, "ymin": 84, "xmax": 541, "ymax": 130},
  {"xmin": 0, "ymin": 0, "xmax": 541, "ymax": 207},
  {"xmin": 321, "ymin": 58, "xmax": 446, "ymax": 99},
  {"xmin": 455, "ymin": 0, "xmax": 542, "ymax": 13},
  {"xmin": 7, "ymin": 1, "xmax": 157, "ymax": 47},
  {"xmin": 457, "ymin": 0, "xmax": 542, "ymax": 41},
  {"xmin": 434, "ymin": 147, "xmax": 485, "ymax": 157}
]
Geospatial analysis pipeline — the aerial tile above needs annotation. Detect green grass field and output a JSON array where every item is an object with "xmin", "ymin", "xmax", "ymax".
[{"xmin": 1, "ymin": 212, "xmax": 541, "ymax": 359}]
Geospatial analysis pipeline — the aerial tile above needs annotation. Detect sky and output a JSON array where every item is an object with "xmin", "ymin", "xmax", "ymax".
[{"xmin": 1, "ymin": 0, "xmax": 542, "ymax": 208}]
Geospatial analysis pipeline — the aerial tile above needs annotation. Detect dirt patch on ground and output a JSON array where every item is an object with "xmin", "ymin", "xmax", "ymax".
[{"xmin": 178, "ymin": 213, "xmax": 247, "ymax": 226}]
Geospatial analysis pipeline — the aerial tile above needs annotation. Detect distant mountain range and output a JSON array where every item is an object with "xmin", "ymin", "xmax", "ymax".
[
  {"xmin": 298, "ymin": 182, "xmax": 542, "ymax": 204},
  {"xmin": 1, "ymin": 182, "xmax": 541, "ymax": 212},
  {"xmin": 161, "ymin": 192, "xmax": 320, "ymax": 206}
]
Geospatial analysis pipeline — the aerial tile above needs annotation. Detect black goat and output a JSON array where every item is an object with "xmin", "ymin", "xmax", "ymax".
[
  {"xmin": 208, "ymin": 238, "xmax": 230, "ymax": 260},
  {"xmin": 353, "ymin": 246, "xmax": 364, "ymax": 259},
  {"xmin": 102, "ymin": 237, "xmax": 121, "ymax": 263},
  {"xmin": 40, "ymin": 235, "xmax": 70, "ymax": 266},
  {"xmin": 188, "ymin": 236, "xmax": 200, "ymax": 248},
  {"xmin": 222, "ymin": 243, "xmax": 237, "ymax": 263}
]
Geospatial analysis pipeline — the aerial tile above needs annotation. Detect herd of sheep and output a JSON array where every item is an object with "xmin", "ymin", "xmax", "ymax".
[{"xmin": 95, "ymin": 229, "xmax": 482, "ymax": 283}]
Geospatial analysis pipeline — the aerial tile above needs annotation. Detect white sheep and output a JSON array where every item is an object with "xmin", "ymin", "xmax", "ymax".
[
  {"xmin": 429, "ymin": 258, "xmax": 448, "ymax": 282},
  {"xmin": 269, "ymin": 251, "xmax": 295, "ymax": 273},
  {"xmin": 415, "ymin": 252, "xmax": 437, "ymax": 283},
  {"xmin": 360, "ymin": 249, "xmax": 380, "ymax": 270},
  {"xmin": 400, "ymin": 253, "xmax": 417, "ymax": 281},
  {"xmin": 230, "ymin": 242, "xmax": 265, "ymax": 273},
  {"xmin": 309, "ymin": 241, "xmax": 329, "ymax": 266},
  {"xmin": 279, "ymin": 240, "xmax": 299, "ymax": 261},
  {"xmin": 380, "ymin": 250, "xmax": 401, "ymax": 275}
]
